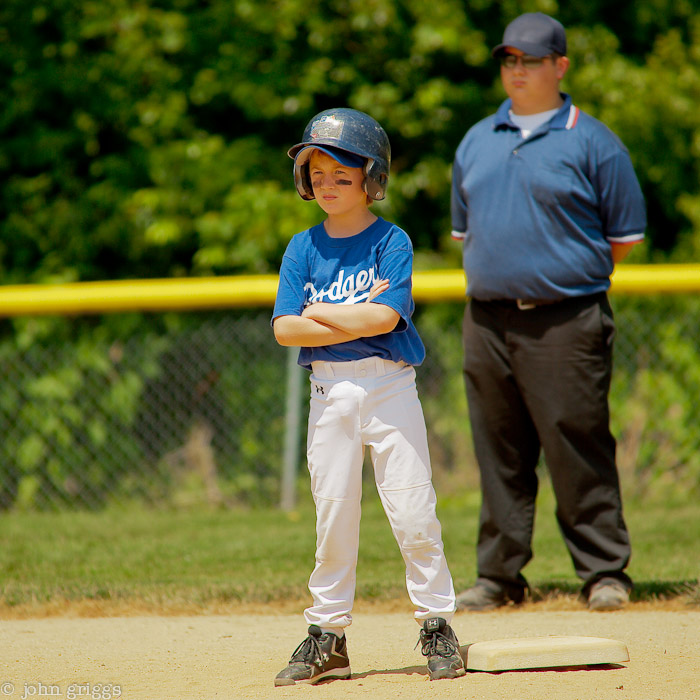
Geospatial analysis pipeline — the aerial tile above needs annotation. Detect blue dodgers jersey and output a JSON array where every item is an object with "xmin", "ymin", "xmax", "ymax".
[
  {"xmin": 272, "ymin": 217, "xmax": 426, "ymax": 369},
  {"xmin": 451, "ymin": 94, "xmax": 647, "ymax": 301}
]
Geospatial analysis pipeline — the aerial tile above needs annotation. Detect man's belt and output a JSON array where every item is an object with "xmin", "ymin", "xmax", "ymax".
[
  {"xmin": 473, "ymin": 292, "xmax": 606, "ymax": 310},
  {"xmin": 475, "ymin": 298, "xmax": 560, "ymax": 310}
]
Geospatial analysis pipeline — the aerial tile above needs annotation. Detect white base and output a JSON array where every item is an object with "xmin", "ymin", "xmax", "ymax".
[{"xmin": 464, "ymin": 635, "xmax": 630, "ymax": 671}]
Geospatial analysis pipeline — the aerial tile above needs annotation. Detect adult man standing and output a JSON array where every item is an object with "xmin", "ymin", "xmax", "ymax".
[{"xmin": 451, "ymin": 13, "xmax": 646, "ymax": 611}]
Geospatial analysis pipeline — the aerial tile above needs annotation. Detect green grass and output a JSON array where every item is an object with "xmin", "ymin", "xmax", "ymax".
[{"xmin": 0, "ymin": 484, "xmax": 698, "ymax": 611}]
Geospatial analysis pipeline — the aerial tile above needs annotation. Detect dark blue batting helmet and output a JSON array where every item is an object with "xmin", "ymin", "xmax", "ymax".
[{"xmin": 288, "ymin": 108, "xmax": 391, "ymax": 201}]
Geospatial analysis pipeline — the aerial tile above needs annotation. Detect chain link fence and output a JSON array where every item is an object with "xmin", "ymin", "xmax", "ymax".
[{"xmin": 0, "ymin": 294, "xmax": 698, "ymax": 510}]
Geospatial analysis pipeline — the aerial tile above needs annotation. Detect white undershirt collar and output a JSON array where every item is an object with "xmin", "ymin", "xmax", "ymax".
[{"xmin": 509, "ymin": 107, "xmax": 560, "ymax": 138}]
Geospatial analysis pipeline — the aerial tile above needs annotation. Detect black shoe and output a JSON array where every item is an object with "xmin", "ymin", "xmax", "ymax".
[
  {"xmin": 418, "ymin": 617, "xmax": 466, "ymax": 680},
  {"xmin": 274, "ymin": 625, "xmax": 351, "ymax": 686},
  {"xmin": 456, "ymin": 578, "xmax": 520, "ymax": 611}
]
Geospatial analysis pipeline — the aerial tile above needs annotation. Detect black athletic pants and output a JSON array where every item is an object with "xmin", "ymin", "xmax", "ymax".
[{"xmin": 462, "ymin": 292, "xmax": 632, "ymax": 596}]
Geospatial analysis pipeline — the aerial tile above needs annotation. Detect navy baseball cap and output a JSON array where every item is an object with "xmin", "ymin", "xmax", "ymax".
[
  {"xmin": 292, "ymin": 144, "xmax": 366, "ymax": 169},
  {"xmin": 492, "ymin": 12, "xmax": 567, "ymax": 58}
]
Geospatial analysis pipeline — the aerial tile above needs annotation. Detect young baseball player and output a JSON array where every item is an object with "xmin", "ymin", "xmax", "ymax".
[{"xmin": 272, "ymin": 108, "xmax": 465, "ymax": 686}]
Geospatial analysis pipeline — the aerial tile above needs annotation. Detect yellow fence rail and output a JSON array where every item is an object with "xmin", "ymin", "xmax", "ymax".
[{"xmin": 1, "ymin": 265, "xmax": 699, "ymax": 317}]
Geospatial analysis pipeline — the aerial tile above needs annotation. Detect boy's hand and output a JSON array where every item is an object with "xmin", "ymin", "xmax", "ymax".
[{"xmin": 366, "ymin": 278, "xmax": 389, "ymax": 302}]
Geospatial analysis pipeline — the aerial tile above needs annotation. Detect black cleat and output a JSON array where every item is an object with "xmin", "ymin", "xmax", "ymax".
[
  {"xmin": 418, "ymin": 617, "xmax": 466, "ymax": 680},
  {"xmin": 274, "ymin": 625, "xmax": 351, "ymax": 686}
]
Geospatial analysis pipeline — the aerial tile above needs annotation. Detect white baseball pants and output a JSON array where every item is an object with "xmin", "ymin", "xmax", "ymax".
[{"xmin": 303, "ymin": 357, "xmax": 456, "ymax": 631}]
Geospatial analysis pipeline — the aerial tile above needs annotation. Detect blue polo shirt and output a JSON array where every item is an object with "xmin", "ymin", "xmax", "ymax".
[{"xmin": 451, "ymin": 94, "xmax": 646, "ymax": 301}]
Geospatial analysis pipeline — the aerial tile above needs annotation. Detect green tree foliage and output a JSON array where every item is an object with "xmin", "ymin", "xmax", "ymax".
[{"xmin": 3, "ymin": 0, "xmax": 699, "ymax": 285}]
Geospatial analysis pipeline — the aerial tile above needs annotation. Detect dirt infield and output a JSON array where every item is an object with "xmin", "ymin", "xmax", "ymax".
[{"xmin": 1, "ymin": 602, "xmax": 698, "ymax": 700}]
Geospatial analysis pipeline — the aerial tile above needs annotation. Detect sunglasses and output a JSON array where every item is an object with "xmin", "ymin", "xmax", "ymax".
[{"xmin": 499, "ymin": 54, "xmax": 552, "ymax": 69}]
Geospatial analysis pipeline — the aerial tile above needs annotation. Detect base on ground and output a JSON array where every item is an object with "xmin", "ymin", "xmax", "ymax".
[{"xmin": 463, "ymin": 635, "xmax": 629, "ymax": 671}]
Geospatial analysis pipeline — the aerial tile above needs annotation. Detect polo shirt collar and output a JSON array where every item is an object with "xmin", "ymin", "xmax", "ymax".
[{"xmin": 494, "ymin": 93, "xmax": 573, "ymax": 131}]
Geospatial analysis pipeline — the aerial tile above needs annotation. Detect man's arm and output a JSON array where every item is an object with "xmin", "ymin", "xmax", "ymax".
[{"xmin": 611, "ymin": 242, "xmax": 638, "ymax": 264}]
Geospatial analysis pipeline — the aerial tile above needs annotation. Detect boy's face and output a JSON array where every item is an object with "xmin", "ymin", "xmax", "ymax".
[{"xmin": 308, "ymin": 149, "xmax": 368, "ymax": 217}]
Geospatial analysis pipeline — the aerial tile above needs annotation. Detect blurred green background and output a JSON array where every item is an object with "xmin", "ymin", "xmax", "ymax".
[{"xmin": 2, "ymin": 0, "xmax": 700, "ymax": 289}]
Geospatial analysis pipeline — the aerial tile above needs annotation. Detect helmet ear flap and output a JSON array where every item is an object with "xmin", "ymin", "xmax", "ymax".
[
  {"xmin": 294, "ymin": 161, "xmax": 315, "ymax": 200},
  {"xmin": 363, "ymin": 159, "xmax": 388, "ymax": 201}
]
